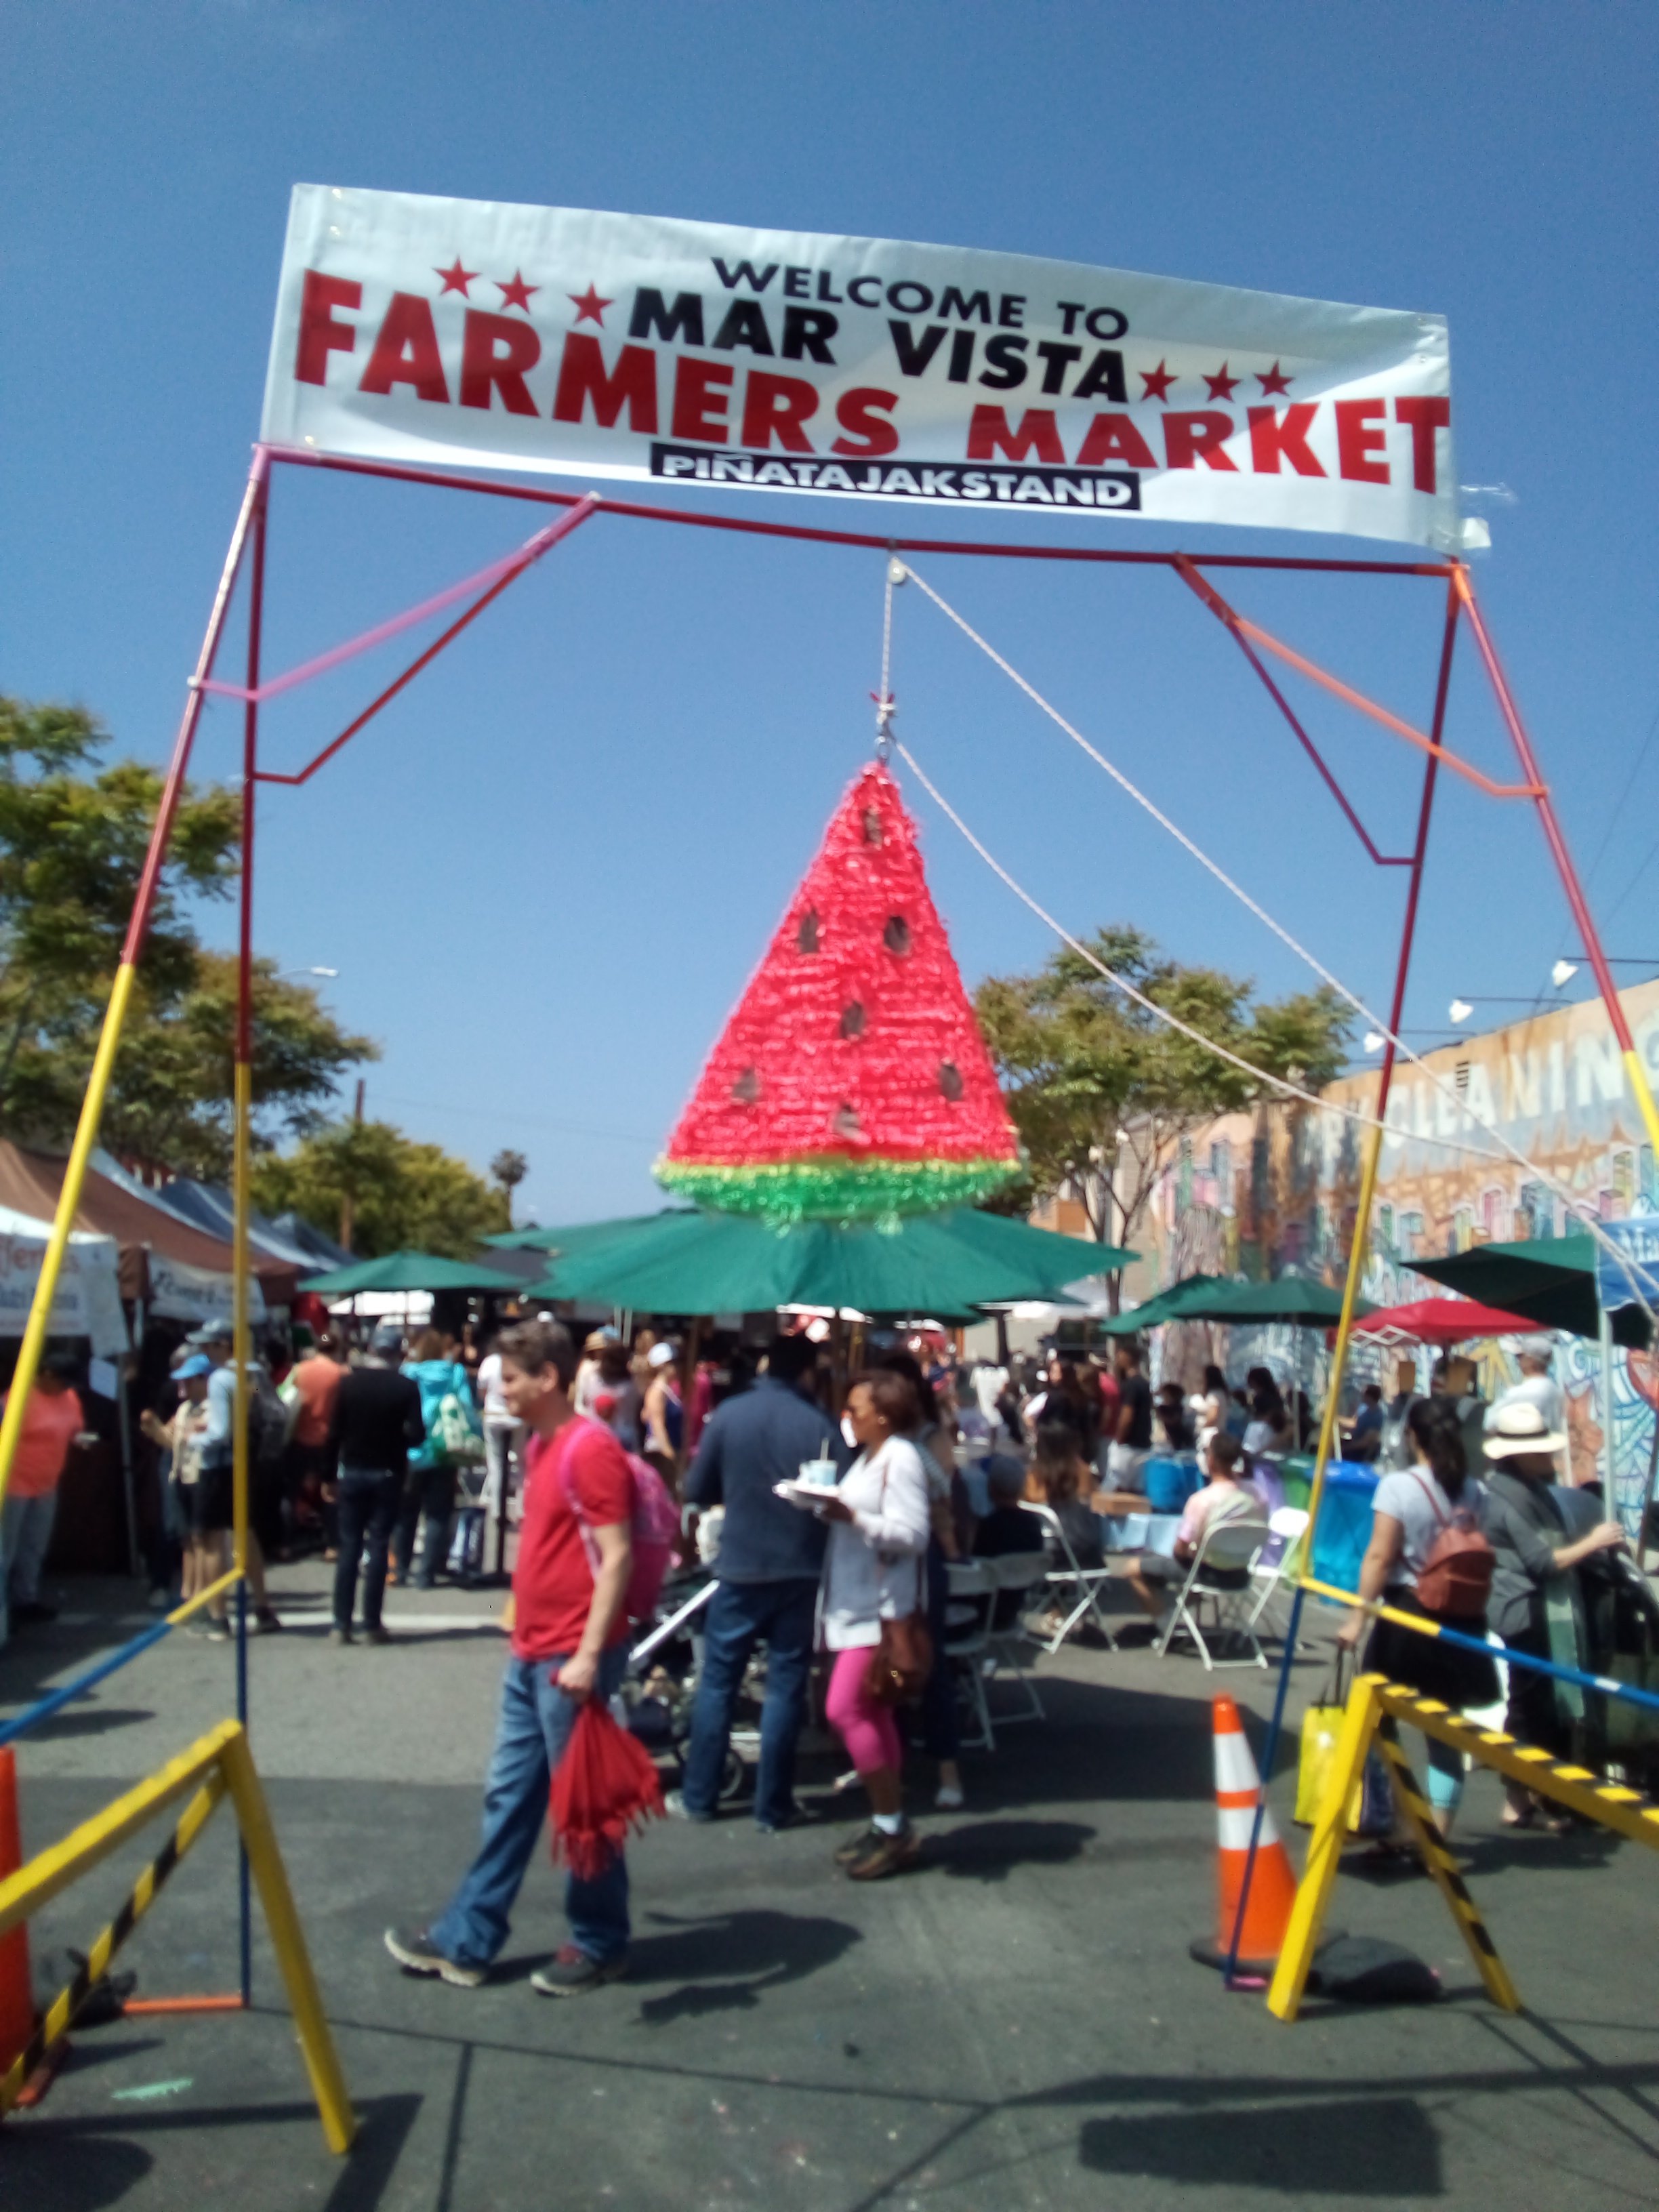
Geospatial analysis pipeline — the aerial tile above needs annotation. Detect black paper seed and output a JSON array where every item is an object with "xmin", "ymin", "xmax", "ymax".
[
  {"xmin": 862, "ymin": 807, "xmax": 882, "ymax": 845},
  {"xmin": 839, "ymin": 1002, "xmax": 866, "ymax": 1039},
  {"xmin": 937, "ymin": 1062, "xmax": 964, "ymax": 1101},
  {"xmin": 797, "ymin": 909, "xmax": 819, "ymax": 953},
  {"xmin": 884, "ymin": 915, "xmax": 911, "ymax": 956},
  {"xmin": 732, "ymin": 1067, "xmax": 760, "ymax": 1103},
  {"xmin": 832, "ymin": 1102, "xmax": 861, "ymax": 1139}
]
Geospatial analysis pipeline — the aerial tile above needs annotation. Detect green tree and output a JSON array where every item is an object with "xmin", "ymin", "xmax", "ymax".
[
  {"xmin": 253, "ymin": 1120, "xmax": 510, "ymax": 1258},
  {"xmin": 490, "ymin": 1148, "xmax": 529, "ymax": 1227},
  {"xmin": 975, "ymin": 926, "xmax": 1351, "ymax": 1294},
  {"xmin": 0, "ymin": 696, "xmax": 374, "ymax": 1174}
]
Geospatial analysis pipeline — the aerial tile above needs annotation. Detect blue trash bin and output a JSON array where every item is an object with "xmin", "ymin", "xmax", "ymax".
[
  {"xmin": 1308, "ymin": 1462, "xmax": 1380, "ymax": 1604},
  {"xmin": 1143, "ymin": 1455, "xmax": 1202, "ymax": 1512}
]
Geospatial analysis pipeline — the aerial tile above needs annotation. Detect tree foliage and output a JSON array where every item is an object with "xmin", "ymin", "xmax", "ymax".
[
  {"xmin": 490, "ymin": 1148, "xmax": 529, "ymax": 1227},
  {"xmin": 253, "ymin": 1120, "xmax": 510, "ymax": 1258},
  {"xmin": 974, "ymin": 925, "xmax": 1352, "ymax": 1271},
  {"xmin": 0, "ymin": 696, "xmax": 375, "ymax": 1176}
]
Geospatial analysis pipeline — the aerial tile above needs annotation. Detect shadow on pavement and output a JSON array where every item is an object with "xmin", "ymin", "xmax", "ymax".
[
  {"xmin": 489, "ymin": 1905, "xmax": 863, "ymax": 2024},
  {"xmin": 21, "ymin": 1705, "xmax": 157, "ymax": 1742},
  {"xmin": 929, "ymin": 1818, "xmax": 1097, "ymax": 1882},
  {"xmin": 1080, "ymin": 2094, "xmax": 1441, "ymax": 2194}
]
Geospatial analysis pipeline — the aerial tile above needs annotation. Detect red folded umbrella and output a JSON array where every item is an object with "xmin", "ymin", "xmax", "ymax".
[
  {"xmin": 550, "ymin": 1698, "xmax": 665, "ymax": 1881},
  {"xmin": 1352, "ymin": 1296, "xmax": 1538, "ymax": 1348}
]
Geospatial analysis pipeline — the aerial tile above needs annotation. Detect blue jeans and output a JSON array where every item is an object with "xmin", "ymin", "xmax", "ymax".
[
  {"xmin": 680, "ymin": 1577, "xmax": 819, "ymax": 1828},
  {"xmin": 430, "ymin": 1648, "xmax": 631, "ymax": 1969}
]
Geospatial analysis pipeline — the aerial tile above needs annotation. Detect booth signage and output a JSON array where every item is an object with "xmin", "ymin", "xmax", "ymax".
[{"xmin": 263, "ymin": 186, "xmax": 1469, "ymax": 550}]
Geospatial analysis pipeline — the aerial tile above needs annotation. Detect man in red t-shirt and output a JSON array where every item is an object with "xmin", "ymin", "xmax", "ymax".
[{"xmin": 386, "ymin": 1319, "xmax": 636, "ymax": 1996}]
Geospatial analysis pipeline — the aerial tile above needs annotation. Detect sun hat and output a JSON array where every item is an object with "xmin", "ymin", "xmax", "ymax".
[{"xmin": 1483, "ymin": 1400, "xmax": 1568, "ymax": 1460}]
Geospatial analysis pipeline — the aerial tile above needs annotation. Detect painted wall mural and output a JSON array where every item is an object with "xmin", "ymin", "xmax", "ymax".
[{"xmin": 1128, "ymin": 980, "xmax": 1659, "ymax": 1527}]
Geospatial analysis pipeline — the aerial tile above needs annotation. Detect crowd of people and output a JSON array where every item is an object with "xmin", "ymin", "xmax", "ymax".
[{"xmin": 9, "ymin": 1297, "xmax": 1645, "ymax": 1999}]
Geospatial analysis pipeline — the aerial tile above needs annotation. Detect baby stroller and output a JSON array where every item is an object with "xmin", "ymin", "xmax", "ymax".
[{"xmin": 614, "ymin": 1525, "xmax": 755, "ymax": 1803}]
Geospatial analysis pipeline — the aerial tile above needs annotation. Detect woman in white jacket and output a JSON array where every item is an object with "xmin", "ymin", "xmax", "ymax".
[{"xmin": 816, "ymin": 1369, "xmax": 932, "ymax": 1880}]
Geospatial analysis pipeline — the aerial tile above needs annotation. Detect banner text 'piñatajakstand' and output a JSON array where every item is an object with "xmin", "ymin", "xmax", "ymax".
[{"xmin": 262, "ymin": 186, "xmax": 1475, "ymax": 552}]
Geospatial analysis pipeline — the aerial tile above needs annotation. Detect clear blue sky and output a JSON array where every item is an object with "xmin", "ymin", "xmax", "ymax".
[{"xmin": 4, "ymin": 1, "xmax": 1656, "ymax": 1227}]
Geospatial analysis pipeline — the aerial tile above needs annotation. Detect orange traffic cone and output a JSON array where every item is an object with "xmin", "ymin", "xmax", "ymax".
[
  {"xmin": 0, "ymin": 1747, "xmax": 35, "ymax": 2070},
  {"xmin": 1189, "ymin": 1694, "xmax": 1300, "ymax": 1982}
]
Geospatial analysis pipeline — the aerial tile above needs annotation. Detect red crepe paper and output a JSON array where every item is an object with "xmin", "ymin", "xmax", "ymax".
[
  {"xmin": 550, "ymin": 1698, "xmax": 665, "ymax": 1881},
  {"xmin": 658, "ymin": 762, "xmax": 1020, "ymax": 1221}
]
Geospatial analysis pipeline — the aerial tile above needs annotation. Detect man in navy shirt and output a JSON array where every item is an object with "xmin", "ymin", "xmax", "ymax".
[{"xmin": 669, "ymin": 1335, "xmax": 830, "ymax": 1831}]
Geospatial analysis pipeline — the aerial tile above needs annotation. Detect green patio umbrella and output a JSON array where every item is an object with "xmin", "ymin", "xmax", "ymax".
[
  {"xmin": 1412, "ymin": 1233, "xmax": 1652, "ymax": 1349},
  {"xmin": 520, "ymin": 1207, "xmax": 1131, "ymax": 1319},
  {"xmin": 1101, "ymin": 1272, "xmax": 1230, "ymax": 1333},
  {"xmin": 483, "ymin": 1214, "xmax": 675, "ymax": 1254},
  {"xmin": 300, "ymin": 1250, "xmax": 527, "ymax": 1296},
  {"xmin": 1160, "ymin": 1276, "xmax": 1376, "ymax": 1328}
]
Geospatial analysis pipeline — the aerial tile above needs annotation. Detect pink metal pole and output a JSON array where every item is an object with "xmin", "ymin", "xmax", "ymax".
[
  {"xmin": 253, "ymin": 495, "xmax": 600, "ymax": 787},
  {"xmin": 199, "ymin": 505, "xmax": 595, "ymax": 707},
  {"xmin": 120, "ymin": 449, "xmax": 269, "ymax": 966}
]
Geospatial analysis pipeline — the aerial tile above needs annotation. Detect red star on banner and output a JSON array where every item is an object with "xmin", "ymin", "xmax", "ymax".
[
  {"xmin": 1203, "ymin": 363, "xmax": 1241, "ymax": 403},
  {"xmin": 1256, "ymin": 361, "xmax": 1294, "ymax": 396},
  {"xmin": 434, "ymin": 258, "xmax": 478, "ymax": 297},
  {"xmin": 568, "ymin": 284, "xmax": 613, "ymax": 326},
  {"xmin": 1139, "ymin": 359, "xmax": 1177, "ymax": 403},
  {"xmin": 497, "ymin": 270, "xmax": 539, "ymax": 312}
]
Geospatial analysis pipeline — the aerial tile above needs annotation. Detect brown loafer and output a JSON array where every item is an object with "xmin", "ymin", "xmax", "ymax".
[{"xmin": 845, "ymin": 1823, "xmax": 920, "ymax": 1881}]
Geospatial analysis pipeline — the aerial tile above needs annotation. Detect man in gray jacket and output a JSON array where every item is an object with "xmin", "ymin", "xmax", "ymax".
[{"xmin": 668, "ymin": 1336, "xmax": 831, "ymax": 1832}]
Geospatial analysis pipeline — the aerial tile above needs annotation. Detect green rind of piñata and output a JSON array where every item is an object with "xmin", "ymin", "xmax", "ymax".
[{"xmin": 654, "ymin": 1153, "xmax": 1021, "ymax": 1225}]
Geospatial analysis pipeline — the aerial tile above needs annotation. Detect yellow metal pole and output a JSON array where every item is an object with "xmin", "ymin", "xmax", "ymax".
[
  {"xmin": 1300, "ymin": 1118, "xmax": 1386, "ymax": 1570},
  {"xmin": 219, "ymin": 1729, "xmax": 356, "ymax": 2152},
  {"xmin": 0, "ymin": 960, "xmax": 138, "ymax": 1513},
  {"xmin": 0, "ymin": 457, "xmax": 264, "ymax": 1515}
]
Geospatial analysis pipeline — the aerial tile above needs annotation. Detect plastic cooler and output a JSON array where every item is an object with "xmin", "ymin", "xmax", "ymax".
[
  {"xmin": 1279, "ymin": 1456, "xmax": 1314, "ymax": 1511},
  {"xmin": 1143, "ymin": 1456, "xmax": 1202, "ymax": 1511},
  {"xmin": 1307, "ymin": 1462, "xmax": 1380, "ymax": 1603}
]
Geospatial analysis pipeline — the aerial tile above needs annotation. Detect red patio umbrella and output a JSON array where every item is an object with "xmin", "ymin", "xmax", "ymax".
[{"xmin": 1352, "ymin": 1296, "xmax": 1538, "ymax": 1348}]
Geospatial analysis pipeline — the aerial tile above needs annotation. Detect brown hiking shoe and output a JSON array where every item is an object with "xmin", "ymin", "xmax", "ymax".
[
  {"xmin": 834, "ymin": 1824, "xmax": 880, "ymax": 1868},
  {"xmin": 845, "ymin": 1823, "xmax": 920, "ymax": 1881}
]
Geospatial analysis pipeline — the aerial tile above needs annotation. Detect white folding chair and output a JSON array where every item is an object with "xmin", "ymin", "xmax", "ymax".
[
  {"xmin": 1156, "ymin": 1516, "xmax": 1270, "ymax": 1669},
  {"xmin": 981, "ymin": 1551, "xmax": 1050, "ymax": 1732},
  {"xmin": 1245, "ymin": 1507, "xmax": 1311, "ymax": 1643},
  {"xmin": 943, "ymin": 1559, "xmax": 997, "ymax": 1750},
  {"xmin": 1020, "ymin": 1501, "xmax": 1120, "ymax": 1654}
]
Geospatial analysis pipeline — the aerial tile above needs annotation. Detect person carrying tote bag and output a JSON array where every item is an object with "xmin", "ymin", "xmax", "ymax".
[{"xmin": 814, "ymin": 1370, "xmax": 931, "ymax": 1882}]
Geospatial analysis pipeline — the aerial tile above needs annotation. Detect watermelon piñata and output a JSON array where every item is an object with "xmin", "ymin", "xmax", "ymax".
[{"xmin": 657, "ymin": 762, "xmax": 1021, "ymax": 1223}]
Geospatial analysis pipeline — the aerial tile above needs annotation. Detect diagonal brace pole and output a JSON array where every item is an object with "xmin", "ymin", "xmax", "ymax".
[{"xmin": 256, "ymin": 493, "xmax": 601, "ymax": 787}]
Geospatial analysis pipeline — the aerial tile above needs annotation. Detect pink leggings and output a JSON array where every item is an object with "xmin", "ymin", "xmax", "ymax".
[{"xmin": 825, "ymin": 1646, "xmax": 903, "ymax": 1775}]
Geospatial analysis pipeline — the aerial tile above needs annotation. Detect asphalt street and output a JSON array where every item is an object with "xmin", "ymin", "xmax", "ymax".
[{"xmin": 4, "ymin": 1563, "xmax": 1659, "ymax": 2211}]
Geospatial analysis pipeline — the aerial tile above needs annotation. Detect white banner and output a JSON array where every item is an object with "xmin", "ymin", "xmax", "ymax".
[
  {"xmin": 146, "ymin": 1253, "xmax": 268, "ymax": 1329},
  {"xmin": 0, "ymin": 1228, "xmax": 128, "ymax": 1359},
  {"xmin": 262, "ymin": 187, "xmax": 1473, "ymax": 551}
]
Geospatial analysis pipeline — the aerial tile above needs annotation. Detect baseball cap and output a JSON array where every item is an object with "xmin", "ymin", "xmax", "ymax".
[
  {"xmin": 647, "ymin": 1342, "xmax": 677, "ymax": 1368},
  {"xmin": 176, "ymin": 1353, "xmax": 211, "ymax": 1380},
  {"xmin": 1483, "ymin": 1400, "xmax": 1568, "ymax": 1459}
]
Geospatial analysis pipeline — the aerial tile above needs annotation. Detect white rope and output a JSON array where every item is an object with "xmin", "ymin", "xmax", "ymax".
[
  {"xmin": 894, "ymin": 563, "xmax": 1656, "ymax": 1320},
  {"xmin": 895, "ymin": 740, "xmax": 1471, "ymax": 1149},
  {"xmin": 873, "ymin": 556, "xmax": 899, "ymax": 758}
]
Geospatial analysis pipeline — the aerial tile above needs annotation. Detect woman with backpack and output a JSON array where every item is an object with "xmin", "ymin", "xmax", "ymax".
[
  {"xmin": 396, "ymin": 1328, "xmax": 479, "ymax": 1589},
  {"xmin": 1336, "ymin": 1397, "xmax": 1500, "ymax": 1841}
]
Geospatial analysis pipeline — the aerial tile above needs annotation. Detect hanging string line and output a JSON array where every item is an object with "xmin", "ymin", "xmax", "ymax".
[
  {"xmin": 893, "ymin": 735, "xmax": 1656, "ymax": 1326},
  {"xmin": 872, "ymin": 554, "xmax": 898, "ymax": 758},
  {"xmin": 893, "ymin": 563, "xmax": 1656, "ymax": 1322}
]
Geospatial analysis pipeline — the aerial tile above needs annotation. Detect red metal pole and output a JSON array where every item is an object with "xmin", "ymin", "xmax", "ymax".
[{"xmin": 1453, "ymin": 569, "xmax": 1658, "ymax": 1142}]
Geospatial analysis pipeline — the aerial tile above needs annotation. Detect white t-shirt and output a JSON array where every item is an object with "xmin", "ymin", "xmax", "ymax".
[
  {"xmin": 972, "ymin": 1365, "xmax": 1008, "ymax": 1425},
  {"xmin": 1374, "ymin": 1465, "xmax": 1488, "ymax": 1588},
  {"xmin": 1486, "ymin": 1372, "xmax": 1565, "ymax": 1437},
  {"xmin": 478, "ymin": 1352, "xmax": 515, "ymax": 1427}
]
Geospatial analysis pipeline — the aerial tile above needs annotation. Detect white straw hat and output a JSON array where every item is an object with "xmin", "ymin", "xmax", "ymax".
[{"xmin": 1483, "ymin": 1400, "xmax": 1568, "ymax": 1460}]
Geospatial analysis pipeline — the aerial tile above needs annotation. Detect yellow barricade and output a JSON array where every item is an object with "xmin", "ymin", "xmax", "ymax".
[
  {"xmin": 0, "ymin": 1718, "xmax": 354, "ymax": 2150},
  {"xmin": 1267, "ymin": 1671, "xmax": 1659, "ymax": 2024}
]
